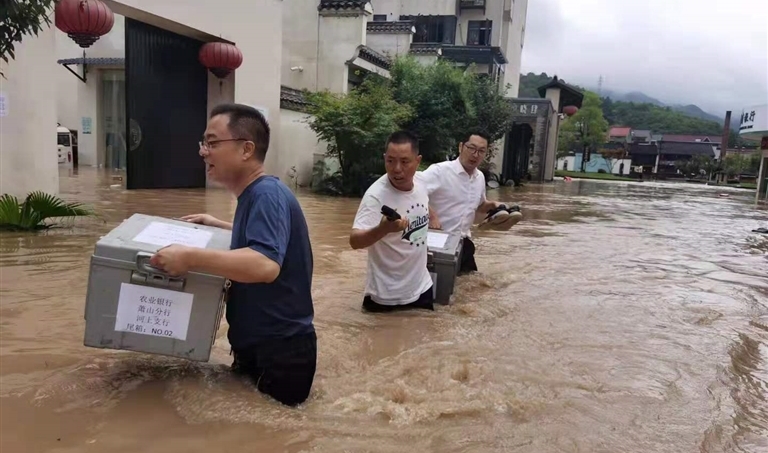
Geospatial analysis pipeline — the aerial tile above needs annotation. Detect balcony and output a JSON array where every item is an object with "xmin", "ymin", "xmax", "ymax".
[{"xmin": 459, "ymin": 0, "xmax": 486, "ymax": 10}]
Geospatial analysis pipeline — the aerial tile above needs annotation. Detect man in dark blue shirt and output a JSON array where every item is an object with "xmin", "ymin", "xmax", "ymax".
[{"xmin": 150, "ymin": 103, "xmax": 315, "ymax": 406}]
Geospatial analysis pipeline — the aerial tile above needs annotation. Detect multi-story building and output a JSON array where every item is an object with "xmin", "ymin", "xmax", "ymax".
[{"xmin": 282, "ymin": 0, "xmax": 528, "ymax": 96}]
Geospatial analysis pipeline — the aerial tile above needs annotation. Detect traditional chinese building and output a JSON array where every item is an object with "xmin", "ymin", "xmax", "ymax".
[{"xmin": 1, "ymin": 0, "xmax": 283, "ymax": 197}]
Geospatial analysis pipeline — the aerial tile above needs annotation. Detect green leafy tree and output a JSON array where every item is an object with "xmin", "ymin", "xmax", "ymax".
[
  {"xmin": 558, "ymin": 91, "xmax": 609, "ymax": 171},
  {"xmin": 305, "ymin": 79, "xmax": 414, "ymax": 196},
  {"xmin": 390, "ymin": 57, "xmax": 515, "ymax": 164},
  {"xmin": 722, "ymin": 154, "xmax": 750, "ymax": 178},
  {"xmin": 1, "ymin": 0, "xmax": 57, "ymax": 77}
]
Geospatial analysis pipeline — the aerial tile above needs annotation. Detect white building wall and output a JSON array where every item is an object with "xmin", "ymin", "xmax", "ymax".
[
  {"xmin": 366, "ymin": 33, "xmax": 412, "ymax": 59},
  {"xmin": 502, "ymin": 0, "xmax": 527, "ymax": 97},
  {"xmin": 281, "ymin": 0, "xmax": 320, "ymax": 91},
  {"xmin": 317, "ymin": 13, "xmax": 369, "ymax": 93},
  {"xmin": 0, "ymin": 15, "xmax": 59, "ymax": 198},
  {"xmin": 399, "ymin": 0, "xmax": 456, "ymax": 17},
  {"xmin": 279, "ymin": 109, "xmax": 327, "ymax": 187}
]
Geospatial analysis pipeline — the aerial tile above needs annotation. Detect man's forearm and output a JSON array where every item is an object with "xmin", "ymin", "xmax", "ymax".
[
  {"xmin": 187, "ymin": 247, "xmax": 280, "ymax": 283},
  {"xmin": 476, "ymin": 200, "xmax": 498, "ymax": 214},
  {"xmin": 350, "ymin": 225, "xmax": 389, "ymax": 250},
  {"xmin": 214, "ymin": 220, "xmax": 233, "ymax": 230}
]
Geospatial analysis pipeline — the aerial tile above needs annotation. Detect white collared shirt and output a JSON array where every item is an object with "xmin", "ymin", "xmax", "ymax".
[{"xmin": 415, "ymin": 159, "xmax": 486, "ymax": 238}]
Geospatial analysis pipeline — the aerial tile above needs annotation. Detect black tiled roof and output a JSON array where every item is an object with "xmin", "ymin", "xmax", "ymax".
[
  {"xmin": 280, "ymin": 86, "xmax": 312, "ymax": 112},
  {"xmin": 628, "ymin": 143, "xmax": 658, "ymax": 156},
  {"xmin": 409, "ymin": 43, "xmax": 442, "ymax": 54},
  {"xmin": 658, "ymin": 141, "xmax": 716, "ymax": 157},
  {"xmin": 318, "ymin": 0, "xmax": 368, "ymax": 11},
  {"xmin": 367, "ymin": 21, "xmax": 415, "ymax": 33},
  {"xmin": 357, "ymin": 45, "xmax": 391, "ymax": 70},
  {"xmin": 57, "ymin": 57, "xmax": 125, "ymax": 66}
]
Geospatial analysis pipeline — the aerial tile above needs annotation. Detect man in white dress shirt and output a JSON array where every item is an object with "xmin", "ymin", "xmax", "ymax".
[
  {"xmin": 350, "ymin": 131, "xmax": 435, "ymax": 312},
  {"xmin": 417, "ymin": 131, "xmax": 522, "ymax": 274}
]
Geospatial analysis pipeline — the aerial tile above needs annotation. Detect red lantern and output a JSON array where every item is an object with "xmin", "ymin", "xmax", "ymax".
[
  {"xmin": 563, "ymin": 105, "xmax": 579, "ymax": 116},
  {"xmin": 55, "ymin": 0, "xmax": 115, "ymax": 48},
  {"xmin": 199, "ymin": 42, "xmax": 243, "ymax": 79}
]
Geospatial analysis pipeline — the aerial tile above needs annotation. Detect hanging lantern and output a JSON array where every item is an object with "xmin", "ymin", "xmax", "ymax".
[
  {"xmin": 563, "ymin": 105, "xmax": 579, "ymax": 116},
  {"xmin": 199, "ymin": 42, "xmax": 243, "ymax": 79},
  {"xmin": 55, "ymin": 0, "xmax": 115, "ymax": 48}
]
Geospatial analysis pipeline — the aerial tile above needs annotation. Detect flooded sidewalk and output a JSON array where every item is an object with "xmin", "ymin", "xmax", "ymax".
[{"xmin": 1, "ymin": 168, "xmax": 767, "ymax": 453}]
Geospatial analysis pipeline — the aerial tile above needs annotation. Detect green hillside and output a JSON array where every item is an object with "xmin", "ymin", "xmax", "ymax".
[{"xmin": 519, "ymin": 72, "xmax": 739, "ymax": 143}]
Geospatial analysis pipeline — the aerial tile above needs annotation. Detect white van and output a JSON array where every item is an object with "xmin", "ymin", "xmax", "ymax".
[{"xmin": 57, "ymin": 125, "xmax": 74, "ymax": 165}]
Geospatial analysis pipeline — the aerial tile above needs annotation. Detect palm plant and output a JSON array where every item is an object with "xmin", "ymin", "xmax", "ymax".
[{"xmin": 0, "ymin": 191, "xmax": 95, "ymax": 231}]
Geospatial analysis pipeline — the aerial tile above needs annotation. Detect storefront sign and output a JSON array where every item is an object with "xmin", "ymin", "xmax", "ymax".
[
  {"xmin": 509, "ymin": 101, "xmax": 549, "ymax": 117},
  {"xmin": 739, "ymin": 104, "xmax": 768, "ymax": 135}
]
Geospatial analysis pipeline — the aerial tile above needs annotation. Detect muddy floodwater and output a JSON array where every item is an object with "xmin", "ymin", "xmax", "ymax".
[{"xmin": 1, "ymin": 168, "xmax": 767, "ymax": 453}]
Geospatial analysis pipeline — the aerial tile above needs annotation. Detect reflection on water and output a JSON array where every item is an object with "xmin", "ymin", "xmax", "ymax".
[{"xmin": 1, "ymin": 169, "xmax": 767, "ymax": 452}]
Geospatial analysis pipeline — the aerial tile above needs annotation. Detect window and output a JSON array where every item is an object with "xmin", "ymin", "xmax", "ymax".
[
  {"xmin": 57, "ymin": 133, "xmax": 71, "ymax": 147},
  {"xmin": 401, "ymin": 15, "xmax": 457, "ymax": 44},
  {"xmin": 467, "ymin": 20, "xmax": 492, "ymax": 46},
  {"xmin": 373, "ymin": 14, "xmax": 387, "ymax": 21}
]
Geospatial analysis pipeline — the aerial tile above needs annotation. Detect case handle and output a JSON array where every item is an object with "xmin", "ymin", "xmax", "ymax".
[{"xmin": 135, "ymin": 251, "xmax": 167, "ymax": 276}]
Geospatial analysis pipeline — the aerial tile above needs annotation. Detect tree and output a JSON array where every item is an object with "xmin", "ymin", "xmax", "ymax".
[
  {"xmin": 1, "ymin": 0, "xmax": 57, "ymax": 77},
  {"xmin": 558, "ymin": 91, "xmax": 609, "ymax": 171},
  {"xmin": 306, "ymin": 79, "xmax": 414, "ymax": 196},
  {"xmin": 722, "ymin": 154, "xmax": 749, "ymax": 178},
  {"xmin": 390, "ymin": 57, "xmax": 515, "ymax": 164}
]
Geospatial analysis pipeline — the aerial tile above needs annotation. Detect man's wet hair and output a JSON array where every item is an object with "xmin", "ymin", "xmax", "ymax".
[
  {"xmin": 210, "ymin": 103, "xmax": 270, "ymax": 161},
  {"xmin": 385, "ymin": 130, "xmax": 420, "ymax": 155}
]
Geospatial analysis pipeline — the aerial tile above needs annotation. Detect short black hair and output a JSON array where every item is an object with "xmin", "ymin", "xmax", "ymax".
[
  {"xmin": 463, "ymin": 131, "xmax": 490, "ymax": 144},
  {"xmin": 210, "ymin": 103, "xmax": 270, "ymax": 161},
  {"xmin": 385, "ymin": 130, "xmax": 420, "ymax": 155}
]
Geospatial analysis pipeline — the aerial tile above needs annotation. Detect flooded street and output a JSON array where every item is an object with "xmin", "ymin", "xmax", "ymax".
[{"xmin": 1, "ymin": 168, "xmax": 767, "ymax": 453}]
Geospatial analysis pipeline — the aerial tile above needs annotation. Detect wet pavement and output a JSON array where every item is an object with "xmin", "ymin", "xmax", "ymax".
[{"xmin": 1, "ymin": 167, "xmax": 767, "ymax": 453}]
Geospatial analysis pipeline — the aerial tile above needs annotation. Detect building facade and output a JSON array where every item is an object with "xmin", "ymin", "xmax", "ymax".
[
  {"xmin": 1, "ymin": 0, "xmax": 285, "ymax": 197},
  {"xmin": 2, "ymin": 0, "xmax": 540, "ymax": 196},
  {"xmin": 281, "ymin": 0, "xmax": 528, "ymax": 96}
]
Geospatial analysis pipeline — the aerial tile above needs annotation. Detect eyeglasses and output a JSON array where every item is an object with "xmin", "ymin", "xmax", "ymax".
[
  {"xmin": 464, "ymin": 144, "xmax": 487, "ymax": 156},
  {"xmin": 199, "ymin": 138, "xmax": 246, "ymax": 151}
]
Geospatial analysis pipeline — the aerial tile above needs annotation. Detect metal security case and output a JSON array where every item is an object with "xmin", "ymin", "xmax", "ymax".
[
  {"xmin": 426, "ymin": 229, "xmax": 463, "ymax": 305},
  {"xmin": 84, "ymin": 214, "xmax": 232, "ymax": 362}
]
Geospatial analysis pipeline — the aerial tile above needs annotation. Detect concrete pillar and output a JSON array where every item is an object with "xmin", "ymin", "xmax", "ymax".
[
  {"xmin": 0, "ymin": 17, "xmax": 59, "ymax": 198},
  {"xmin": 544, "ymin": 87, "xmax": 562, "ymax": 180},
  {"xmin": 77, "ymin": 70, "xmax": 102, "ymax": 167}
]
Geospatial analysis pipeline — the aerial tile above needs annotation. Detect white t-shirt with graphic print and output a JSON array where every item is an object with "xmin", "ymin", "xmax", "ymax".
[{"xmin": 352, "ymin": 174, "xmax": 434, "ymax": 305}]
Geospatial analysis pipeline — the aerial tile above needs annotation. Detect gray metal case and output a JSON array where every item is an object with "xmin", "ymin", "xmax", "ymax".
[
  {"xmin": 83, "ymin": 214, "xmax": 232, "ymax": 362},
  {"xmin": 426, "ymin": 229, "xmax": 463, "ymax": 305}
]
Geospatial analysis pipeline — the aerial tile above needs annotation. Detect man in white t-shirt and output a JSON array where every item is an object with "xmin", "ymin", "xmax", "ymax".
[
  {"xmin": 350, "ymin": 131, "xmax": 435, "ymax": 312},
  {"xmin": 416, "ymin": 131, "xmax": 523, "ymax": 275}
]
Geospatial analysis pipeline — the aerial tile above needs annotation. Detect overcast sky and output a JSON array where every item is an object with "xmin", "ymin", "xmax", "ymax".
[{"xmin": 521, "ymin": 0, "xmax": 768, "ymax": 116}]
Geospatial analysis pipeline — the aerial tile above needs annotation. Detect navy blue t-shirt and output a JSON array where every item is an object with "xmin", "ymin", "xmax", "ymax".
[{"xmin": 227, "ymin": 176, "xmax": 314, "ymax": 350}]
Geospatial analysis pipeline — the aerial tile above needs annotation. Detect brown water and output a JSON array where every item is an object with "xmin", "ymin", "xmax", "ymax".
[{"xmin": 1, "ymin": 168, "xmax": 767, "ymax": 453}]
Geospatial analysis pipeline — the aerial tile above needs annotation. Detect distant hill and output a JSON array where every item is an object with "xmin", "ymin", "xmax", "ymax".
[{"xmin": 518, "ymin": 72, "xmax": 742, "ymax": 144}]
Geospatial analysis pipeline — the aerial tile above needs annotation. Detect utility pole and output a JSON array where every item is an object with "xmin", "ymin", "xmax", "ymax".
[{"xmin": 718, "ymin": 111, "xmax": 731, "ymax": 183}]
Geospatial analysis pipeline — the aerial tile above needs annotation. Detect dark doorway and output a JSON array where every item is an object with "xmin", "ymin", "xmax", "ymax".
[
  {"xmin": 501, "ymin": 123, "xmax": 533, "ymax": 186},
  {"xmin": 125, "ymin": 19, "xmax": 208, "ymax": 190}
]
